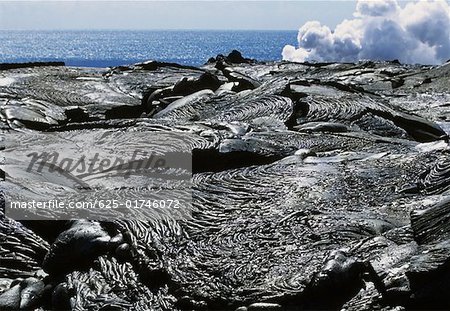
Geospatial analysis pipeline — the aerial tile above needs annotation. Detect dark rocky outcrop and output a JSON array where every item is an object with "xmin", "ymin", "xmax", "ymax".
[
  {"xmin": 0, "ymin": 61, "xmax": 65, "ymax": 70},
  {"xmin": 208, "ymin": 49, "xmax": 255, "ymax": 65}
]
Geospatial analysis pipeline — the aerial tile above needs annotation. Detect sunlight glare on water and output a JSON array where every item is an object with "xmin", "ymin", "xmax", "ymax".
[{"xmin": 0, "ymin": 30, "xmax": 297, "ymax": 67}]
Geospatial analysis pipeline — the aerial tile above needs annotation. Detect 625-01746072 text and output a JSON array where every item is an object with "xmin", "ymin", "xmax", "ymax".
[{"xmin": 8, "ymin": 199, "xmax": 181, "ymax": 209}]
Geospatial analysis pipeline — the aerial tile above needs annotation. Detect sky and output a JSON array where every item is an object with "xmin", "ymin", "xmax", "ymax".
[{"xmin": 0, "ymin": 1, "xmax": 358, "ymax": 30}]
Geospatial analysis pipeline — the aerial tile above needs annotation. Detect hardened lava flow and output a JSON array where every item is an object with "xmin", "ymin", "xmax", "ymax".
[{"xmin": 1, "ymin": 51, "xmax": 450, "ymax": 310}]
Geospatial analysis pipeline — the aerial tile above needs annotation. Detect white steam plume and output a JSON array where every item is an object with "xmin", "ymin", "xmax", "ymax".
[{"xmin": 282, "ymin": 0, "xmax": 450, "ymax": 64}]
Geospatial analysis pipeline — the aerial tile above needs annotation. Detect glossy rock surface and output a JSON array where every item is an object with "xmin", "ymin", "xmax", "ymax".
[{"xmin": 1, "ymin": 55, "xmax": 450, "ymax": 310}]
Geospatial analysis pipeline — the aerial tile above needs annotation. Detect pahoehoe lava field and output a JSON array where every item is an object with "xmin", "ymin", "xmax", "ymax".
[{"xmin": 1, "ymin": 50, "xmax": 450, "ymax": 310}]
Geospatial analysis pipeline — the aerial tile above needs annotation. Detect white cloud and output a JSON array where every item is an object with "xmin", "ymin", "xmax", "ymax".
[
  {"xmin": 282, "ymin": 0, "xmax": 450, "ymax": 65},
  {"xmin": 355, "ymin": 0, "xmax": 399, "ymax": 17}
]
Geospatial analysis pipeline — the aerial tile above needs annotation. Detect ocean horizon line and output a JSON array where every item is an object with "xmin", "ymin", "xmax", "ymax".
[{"xmin": 0, "ymin": 28, "xmax": 297, "ymax": 32}]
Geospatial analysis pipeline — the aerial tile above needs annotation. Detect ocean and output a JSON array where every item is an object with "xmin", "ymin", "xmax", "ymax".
[{"xmin": 0, "ymin": 30, "xmax": 297, "ymax": 67}]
